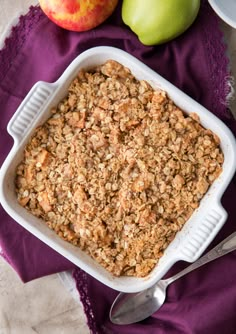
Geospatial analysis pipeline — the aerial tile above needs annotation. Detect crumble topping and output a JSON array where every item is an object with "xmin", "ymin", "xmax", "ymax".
[{"xmin": 15, "ymin": 60, "xmax": 224, "ymax": 277}]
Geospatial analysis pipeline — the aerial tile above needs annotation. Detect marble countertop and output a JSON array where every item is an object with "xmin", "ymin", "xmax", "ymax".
[
  {"xmin": 0, "ymin": 1, "xmax": 235, "ymax": 333},
  {"xmin": 0, "ymin": 258, "xmax": 89, "ymax": 333}
]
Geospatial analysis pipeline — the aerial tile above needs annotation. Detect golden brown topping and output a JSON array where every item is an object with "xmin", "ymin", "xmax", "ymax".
[{"xmin": 15, "ymin": 60, "xmax": 223, "ymax": 277}]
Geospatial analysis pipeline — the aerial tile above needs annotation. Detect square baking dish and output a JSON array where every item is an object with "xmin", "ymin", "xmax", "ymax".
[{"xmin": 0, "ymin": 46, "xmax": 236, "ymax": 293}]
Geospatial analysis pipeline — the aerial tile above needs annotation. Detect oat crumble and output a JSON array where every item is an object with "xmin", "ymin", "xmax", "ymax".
[{"xmin": 15, "ymin": 60, "xmax": 224, "ymax": 277}]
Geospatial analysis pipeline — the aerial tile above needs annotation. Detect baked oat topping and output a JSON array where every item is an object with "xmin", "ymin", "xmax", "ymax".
[{"xmin": 15, "ymin": 60, "xmax": 224, "ymax": 277}]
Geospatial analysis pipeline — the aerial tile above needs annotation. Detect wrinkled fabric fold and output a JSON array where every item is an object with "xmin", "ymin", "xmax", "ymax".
[{"xmin": 0, "ymin": 1, "xmax": 236, "ymax": 333}]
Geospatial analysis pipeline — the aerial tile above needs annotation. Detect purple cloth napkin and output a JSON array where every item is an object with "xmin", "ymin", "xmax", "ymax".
[{"xmin": 0, "ymin": 1, "xmax": 235, "ymax": 333}]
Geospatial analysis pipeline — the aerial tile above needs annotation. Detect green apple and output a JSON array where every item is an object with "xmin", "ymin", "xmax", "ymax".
[{"xmin": 122, "ymin": 0, "xmax": 200, "ymax": 45}]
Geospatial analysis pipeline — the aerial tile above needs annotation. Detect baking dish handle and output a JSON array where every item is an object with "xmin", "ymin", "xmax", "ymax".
[
  {"xmin": 7, "ymin": 81, "xmax": 56, "ymax": 144},
  {"xmin": 179, "ymin": 202, "xmax": 228, "ymax": 262}
]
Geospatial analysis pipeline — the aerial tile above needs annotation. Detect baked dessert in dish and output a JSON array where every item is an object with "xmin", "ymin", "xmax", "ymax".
[{"xmin": 15, "ymin": 60, "xmax": 224, "ymax": 277}]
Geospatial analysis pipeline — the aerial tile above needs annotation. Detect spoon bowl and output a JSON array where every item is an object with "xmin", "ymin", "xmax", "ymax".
[
  {"xmin": 110, "ymin": 281, "xmax": 167, "ymax": 324},
  {"xmin": 110, "ymin": 231, "xmax": 236, "ymax": 325}
]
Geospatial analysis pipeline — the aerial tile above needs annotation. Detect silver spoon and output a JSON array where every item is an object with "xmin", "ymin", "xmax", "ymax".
[{"xmin": 110, "ymin": 231, "xmax": 236, "ymax": 325}]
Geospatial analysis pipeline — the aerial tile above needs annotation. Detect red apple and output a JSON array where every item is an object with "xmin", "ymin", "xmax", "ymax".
[{"xmin": 39, "ymin": 0, "xmax": 119, "ymax": 32}]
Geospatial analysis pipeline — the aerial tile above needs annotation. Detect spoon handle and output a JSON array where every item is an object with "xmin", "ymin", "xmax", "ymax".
[{"xmin": 166, "ymin": 231, "xmax": 236, "ymax": 285}]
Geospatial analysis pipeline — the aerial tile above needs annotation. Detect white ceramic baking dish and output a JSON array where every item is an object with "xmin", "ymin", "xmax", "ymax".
[{"xmin": 0, "ymin": 46, "xmax": 235, "ymax": 293}]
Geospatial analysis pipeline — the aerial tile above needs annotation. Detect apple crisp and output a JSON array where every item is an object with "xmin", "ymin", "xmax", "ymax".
[{"xmin": 15, "ymin": 60, "xmax": 224, "ymax": 277}]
